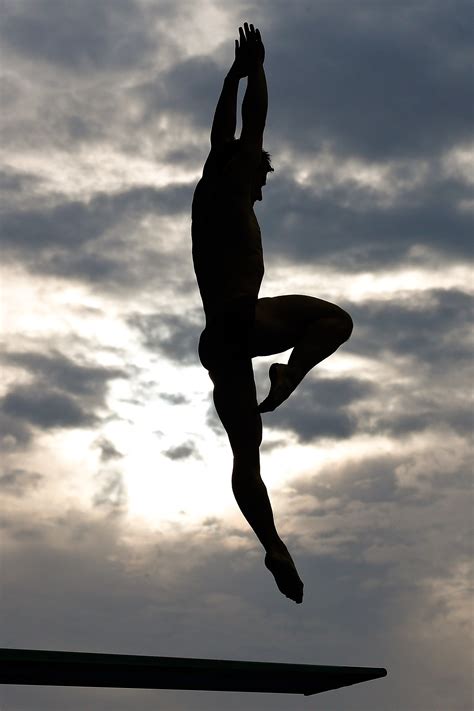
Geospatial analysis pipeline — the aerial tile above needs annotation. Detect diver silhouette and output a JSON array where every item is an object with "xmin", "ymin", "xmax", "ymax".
[{"xmin": 191, "ymin": 23, "xmax": 353, "ymax": 603}]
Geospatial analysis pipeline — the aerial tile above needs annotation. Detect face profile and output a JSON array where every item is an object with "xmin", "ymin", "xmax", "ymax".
[{"xmin": 251, "ymin": 167, "xmax": 267, "ymax": 203}]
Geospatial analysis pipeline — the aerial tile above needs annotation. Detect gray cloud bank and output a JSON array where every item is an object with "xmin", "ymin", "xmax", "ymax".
[
  {"xmin": 0, "ymin": 0, "xmax": 472, "ymax": 289},
  {"xmin": 0, "ymin": 350, "xmax": 126, "ymax": 450}
]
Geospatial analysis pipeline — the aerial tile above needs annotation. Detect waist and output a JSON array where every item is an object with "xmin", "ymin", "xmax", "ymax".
[{"xmin": 204, "ymin": 293, "xmax": 258, "ymax": 324}]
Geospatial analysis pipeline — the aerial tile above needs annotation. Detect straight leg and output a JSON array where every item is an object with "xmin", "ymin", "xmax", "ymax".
[
  {"xmin": 210, "ymin": 361, "xmax": 280, "ymax": 554},
  {"xmin": 209, "ymin": 360, "xmax": 304, "ymax": 603}
]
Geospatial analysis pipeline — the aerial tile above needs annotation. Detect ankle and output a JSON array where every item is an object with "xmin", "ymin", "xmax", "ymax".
[
  {"xmin": 266, "ymin": 539, "xmax": 289, "ymax": 558},
  {"xmin": 285, "ymin": 363, "xmax": 304, "ymax": 386}
]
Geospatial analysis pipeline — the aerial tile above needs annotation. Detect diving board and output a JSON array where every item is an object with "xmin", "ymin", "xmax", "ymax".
[{"xmin": 0, "ymin": 648, "xmax": 387, "ymax": 696}]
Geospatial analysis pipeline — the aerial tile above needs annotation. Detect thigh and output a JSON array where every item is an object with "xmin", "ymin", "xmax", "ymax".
[
  {"xmin": 251, "ymin": 294, "xmax": 346, "ymax": 357},
  {"xmin": 198, "ymin": 297, "xmax": 257, "ymax": 371}
]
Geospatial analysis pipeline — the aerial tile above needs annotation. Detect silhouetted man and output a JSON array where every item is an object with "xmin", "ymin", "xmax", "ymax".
[{"xmin": 191, "ymin": 23, "xmax": 353, "ymax": 603}]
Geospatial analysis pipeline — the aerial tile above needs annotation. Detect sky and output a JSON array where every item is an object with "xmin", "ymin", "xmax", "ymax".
[{"xmin": 0, "ymin": 0, "xmax": 473, "ymax": 709}]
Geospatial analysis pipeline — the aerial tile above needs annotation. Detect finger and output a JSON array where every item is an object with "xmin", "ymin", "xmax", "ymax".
[
  {"xmin": 256, "ymin": 28, "xmax": 262, "ymax": 42},
  {"xmin": 235, "ymin": 39, "xmax": 238, "ymax": 56},
  {"xmin": 239, "ymin": 26, "xmax": 246, "ymax": 44}
]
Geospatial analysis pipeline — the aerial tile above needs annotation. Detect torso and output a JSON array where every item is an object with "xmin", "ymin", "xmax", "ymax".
[{"xmin": 191, "ymin": 145, "xmax": 264, "ymax": 321}]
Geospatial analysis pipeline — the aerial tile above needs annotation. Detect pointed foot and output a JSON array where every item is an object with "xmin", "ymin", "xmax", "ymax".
[
  {"xmin": 265, "ymin": 548, "xmax": 304, "ymax": 604},
  {"xmin": 258, "ymin": 363, "xmax": 298, "ymax": 413}
]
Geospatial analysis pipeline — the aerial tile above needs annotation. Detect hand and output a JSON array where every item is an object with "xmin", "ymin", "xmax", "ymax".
[{"xmin": 230, "ymin": 22, "xmax": 265, "ymax": 79}]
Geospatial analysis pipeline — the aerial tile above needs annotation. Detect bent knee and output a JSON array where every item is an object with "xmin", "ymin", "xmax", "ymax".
[
  {"xmin": 324, "ymin": 307, "xmax": 353, "ymax": 343},
  {"xmin": 338, "ymin": 309, "xmax": 353, "ymax": 342}
]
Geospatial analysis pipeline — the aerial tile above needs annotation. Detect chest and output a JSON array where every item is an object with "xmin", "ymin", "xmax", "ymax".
[{"xmin": 192, "ymin": 179, "xmax": 260, "ymax": 243}]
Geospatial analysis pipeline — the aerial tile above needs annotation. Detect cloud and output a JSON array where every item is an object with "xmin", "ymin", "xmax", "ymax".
[
  {"xmin": 261, "ymin": 170, "xmax": 473, "ymax": 272},
  {"xmin": 93, "ymin": 436, "xmax": 124, "ymax": 462},
  {"xmin": 348, "ymin": 288, "xmax": 473, "ymax": 369},
  {"xmin": 159, "ymin": 392, "xmax": 189, "ymax": 405},
  {"xmin": 293, "ymin": 454, "xmax": 424, "ymax": 511},
  {"xmin": 0, "ymin": 411, "xmax": 33, "ymax": 452},
  {"xmin": 93, "ymin": 469, "xmax": 127, "ymax": 516},
  {"xmin": 2, "ymin": 1, "xmax": 471, "ymax": 294},
  {"xmin": 134, "ymin": 53, "xmax": 222, "ymax": 128},
  {"xmin": 128, "ymin": 311, "xmax": 201, "ymax": 366},
  {"xmin": 1, "ymin": 385, "xmax": 97, "ymax": 429},
  {"xmin": 251, "ymin": 287, "xmax": 472, "ymax": 446},
  {"xmin": 0, "ymin": 349, "xmax": 127, "ymax": 437},
  {"xmin": 0, "ymin": 166, "xmax": 44, "ymax": 198},
  {"xmin": 0, "ymin": 0, "xmax": 160, "ymax": 72},
  {"xmin": 2, "ymin": 350, "xmax": 126, "ymax": 397},
  {"xmin": 162, "ymin": 440, "xmax": 200, "ymax": 461},
  {"xmin": 1, "ymin": 490, "xmax": 472, "ymax": 709},
  {"xmin": 262, "ymin": 376, "xmax": 373, "ymax": 443},
  {"xmin": 1, "ymin": 2, "xmax": 472, "ymax": 709},
  {"xmin": 263, "ymin": 0, "xmax": 474, "ymax": 162},
  {"xmin": 1, "ymin": 182, "xmax": 191, "ymax": 252},
  {"xmin": 0, "ymin": 468, "xmax": 43, "ymax": 497}
]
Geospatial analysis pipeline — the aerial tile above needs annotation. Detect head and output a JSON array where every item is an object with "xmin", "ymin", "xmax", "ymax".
[{"xmin": 223, "ymin": 138, "xmax": 274, "ymax": 203}]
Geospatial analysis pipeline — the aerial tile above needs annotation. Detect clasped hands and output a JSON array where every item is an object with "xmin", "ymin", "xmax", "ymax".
[{"xmin": 231, "ymin": 22, "xmax": 265, "ymax": 79}]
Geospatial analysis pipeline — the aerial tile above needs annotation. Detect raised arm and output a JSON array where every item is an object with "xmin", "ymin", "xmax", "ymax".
[
  {"xmin": 210, "ymin": 69, "xmax": 240, "ymax": 147},
  {"xmin": 240, "ymin": 24, "xmax": 267, "ymax": 150},
  {"xmin": 210, "ymin": 22, "xmax": 266, "ymax": 149},
  {"xmin": 241, "ymin": 63, "xmax": 267, "ymax": 147}
]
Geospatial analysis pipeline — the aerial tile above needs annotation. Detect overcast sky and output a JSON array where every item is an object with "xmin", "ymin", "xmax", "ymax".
[{"xmin": 1, "ymin": 1, "xmax": 473, "ymax": 709}]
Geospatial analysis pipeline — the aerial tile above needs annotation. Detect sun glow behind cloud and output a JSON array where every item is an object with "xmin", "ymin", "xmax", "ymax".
[{"xmin": 2, "ymin": 249, "xmax": 471, "ymax": 531}]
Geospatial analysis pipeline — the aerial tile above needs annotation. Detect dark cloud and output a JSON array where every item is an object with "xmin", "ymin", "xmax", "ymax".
[
  {"xmin": 159, "ymin": 392, "xmax": 189, "ymax": 405},
  {"xmin": 294, "ymin": 455, "xmax": 422, "ymax": 509},
  {"xmin": 264, "ymin": 0, "xmax": 474, "ymax": 161},
  {"xmin": 135, "ymin": 53, "xmax": 223, "ymax": 128},
  {"xmin": 128, "ymin": 311, "xmax": 201, "ymax": 366},
  {"xmin": 1, "ymin": 185, "xmax": 191, "ymax": 251},
  {"xmin": 93, "ymin": 470, "xmax": 127, "ymax": 516},
  {"xmin": 340, "ymin": 288, "xmax": 472, "ymax": 439},
  {"xmin": 163, "ymin": 440, "xmax": 200, "ymax": 461},
  {"xmin": 0, "ymin": 350, "xmax": 126, "ymax": 434},
  {"xmin": 0, "ymin": 411, "xmax": 33, "ymax": 451},
  {"xmin": 2, "ymin": 350, "xmax": 126, "ymax": 398},
  {"xmin": 348, "ymin": 288, "xmax": 473, "ymax": 369},
  {"xmin": 261, "ymin": 172, "xmax": 473, "ymax": 271},
  {"xmin": 287, "ymin": 449, "xmax": 474, "ymax": 581},
  {"xmin": 260, "ymin": 376, "xmax": 374, "ymax": 443},
  {"xmin": 140, "ymin": 1, "xmax": 474, "ymax": 166},
  {"xmin": 2, "ymin": 1, "xmax": 472, "ymax": 288},
  {"xmin": 167, "ymin": 2, "xmax": 473, "ymax": 274},
  {"xmin": 0, "ymin": 0, "xmax": 160, "ymax": 72},
  {"xmin": 373, "ymin": 405, "xmax": 473, "ymax": 439},
  {"xmin": 0, "ymin": 167, "xmax": 43, "ymax": 197},
  {"xmin": 0, "ymin": 184, "xmax": 194, "ymax": 290},
  {"xmin": 93, "ymin": 436, "xmax": 124, "ymax": 462},
  {"xmin": 1, "ymin": 385, "xmax": 96, "ymax": 429},
  {"xmin": 253, "ymin": 289, "xmax": 472, "ymax": 444},
  {"xmin": 0, "ymin": 468, "xmax": 43, "ymax": 496},
  {"xmin": 1, "ymin": 497, "xmax": 472, "ymax": 710}
]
